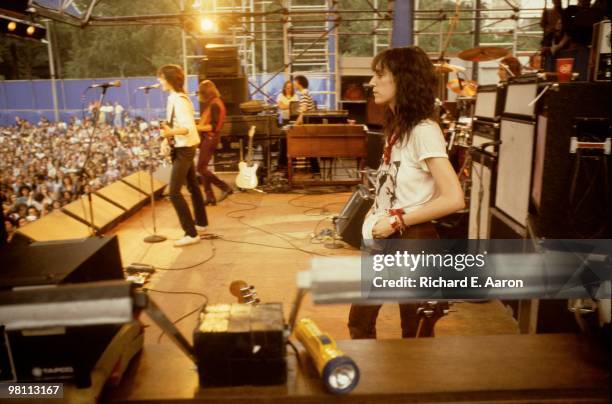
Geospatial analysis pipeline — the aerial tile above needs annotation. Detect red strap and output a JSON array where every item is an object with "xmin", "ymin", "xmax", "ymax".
[{"xmin": 383, "ymin": 133, "xmax": 399, "ymax": 164}]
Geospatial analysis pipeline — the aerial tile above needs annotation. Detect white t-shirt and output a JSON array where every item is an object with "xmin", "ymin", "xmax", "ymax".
[
  {"xmin": 166, "ymin": 92, "xmax": 200, "ymax": 148},
  {"xmin": 276, "ymin": 93, "xmax": 299, "ymax": 120},
  {"xmin": 362, "ymin": 119, "xmax": 448, "ymax": 239}
]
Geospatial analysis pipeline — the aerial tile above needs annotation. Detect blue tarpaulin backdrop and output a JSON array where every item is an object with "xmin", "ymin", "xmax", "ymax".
[{"xmin": 0, "ymin": 74, "xmax": 335, "ymax": 125}]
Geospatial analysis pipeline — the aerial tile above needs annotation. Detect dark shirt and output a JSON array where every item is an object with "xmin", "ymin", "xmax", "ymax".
[{"xmin": 210, "ymin": 103, "xmax": 221, "ymax": 134}]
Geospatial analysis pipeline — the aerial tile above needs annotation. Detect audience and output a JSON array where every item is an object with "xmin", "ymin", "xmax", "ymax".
[{"xmin": 1, "ymin": 117, "xmax": 168, "ymax": 242}]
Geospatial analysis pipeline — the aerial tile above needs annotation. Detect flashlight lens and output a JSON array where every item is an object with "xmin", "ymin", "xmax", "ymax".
[
  {"xmin": 328, "ymin": 364, "xmax": 356, "ymax": 390},
  {"xmin": 323, "ymin": 356, "xmax": 360, "ymax": 394}
]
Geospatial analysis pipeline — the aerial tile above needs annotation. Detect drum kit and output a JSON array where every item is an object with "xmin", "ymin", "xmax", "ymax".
[
  {"xmin": 436, "ymin": 46, "xmax": 510, "ymax": 189},
  {"xmin": 437, "ymin": 45, "xmax": 509, "ymax": 98}
]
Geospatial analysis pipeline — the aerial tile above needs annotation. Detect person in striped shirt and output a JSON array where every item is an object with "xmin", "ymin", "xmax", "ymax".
[
  {"xmin": 294, "ymin": 75, "xmax": 316, "ymax": 118},
  {"xmin": 293, "ymin": 75, "xmax": 320, "ymax": 175}
]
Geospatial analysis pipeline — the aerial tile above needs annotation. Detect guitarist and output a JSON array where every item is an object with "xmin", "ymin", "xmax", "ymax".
[
  {"xmin": 196, "ymin": 80, "xmax": 233, "ymax": 205},
  {"xmin": 158, "ymin": 64, "xmax": 208, "ymax": 247}
]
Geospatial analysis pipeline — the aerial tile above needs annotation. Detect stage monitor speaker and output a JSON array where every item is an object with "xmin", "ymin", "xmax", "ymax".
[
  {"xmin": 0, "ymin": 236, "xmax": 124, "ymax": 290},
  {"xmin": 121, "ymin": 171, "xmax": 166, "ymax": 197},
  {"xmin": 530, "ymin": 82, "xmax": 611, "ymax": 238},
  {"xmin": 468, "ymin": 149, "xmax": 497, "ymax": 239},
  {"xmin": 0, "ymin": 236, "xmax": 125, "ymax": 387},
  {"xmin": 335, "ymin": 185, "xmax": 374, "ymax": 248},
  {"xmin": 15, "ymin": 210, "xmax": 92, "ymax": 242},
  {"xmin": 62, "ymin": 195, "xmax": 125, "ymax": 234},
  {"xmin": 494, "ymin": 118, "xmax": 535, "ymax": 227},
  {"xmin": 95, "ymin": 180, "xmax": 148, "ymax": 212}
]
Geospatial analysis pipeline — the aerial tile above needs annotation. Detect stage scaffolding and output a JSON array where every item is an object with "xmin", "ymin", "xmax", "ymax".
[{"xmin": 23, "ymin": 0, "xmax": 546, "ymax": 109}]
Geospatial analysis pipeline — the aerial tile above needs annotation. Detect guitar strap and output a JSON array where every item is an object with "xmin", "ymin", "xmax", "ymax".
[
  {"xmin": 169, "ymin": 103, "xmax": 175, "ymax": 129},
  {"xmin": 168, "ymin": 101, "xmax": 176, "ymax": 160}
]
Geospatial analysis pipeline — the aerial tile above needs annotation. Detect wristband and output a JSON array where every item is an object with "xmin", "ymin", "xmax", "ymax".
[{"xmin": 388, "ymin": 208, "xmax": 407, "ymax": 234}]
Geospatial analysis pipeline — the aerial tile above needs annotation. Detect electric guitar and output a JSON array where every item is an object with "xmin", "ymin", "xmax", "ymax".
[
  {"xmin": 415, "ymin": 301, "xmax": 450, "ymax": 337},
  {"xmin": 160, "ymin": 122, "xmax": 175, "ymax": 159},
  {"xmin": 235, "ymin": 126, "xmax": 258, "ymax": 189},
  {"xmin": 229, "ymin": 280, "xmax": 260, "ymax": 305}
]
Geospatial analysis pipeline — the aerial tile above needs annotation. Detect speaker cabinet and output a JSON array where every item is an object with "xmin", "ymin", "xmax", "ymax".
[
  {"xmin": 489, "ymin": 207, "xmax": 527, "ymax": 239},
  {"xmin": 530, "ymin": 82, "xmax": 611, "ymax": 238},
  {"xmin": 590, "ymin": 20, "xmax": 611, "ymax": 82},
  {"xmin": 495, "ymin": 118, "xmax": 536, "ymax": 227},
  {"xmin": 202, "ymin": 77, "xmax": 249, "ymax": 115},
  {"xmin": 469, "ymin": 149, "xmax": 497, "ymax": 239},
  {"xmin": 474, "ymin": 83, "xmax": 506, "ymax": 121},
  {"xmin": 0, "ymin": 236, "xmax": 124, "ymax": 290}
]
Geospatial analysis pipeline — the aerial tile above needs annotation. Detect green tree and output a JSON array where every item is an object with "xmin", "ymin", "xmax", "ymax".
[
  {"xmin": 56, "ymin": 0, "xmax": 182, "ymax": 78},
  {"xmin": 0, "ymin": 35, "xmax": 49, "ymax": 79},
  {"xmin": 415, "ymin": 0, "xmax": 477, "ymax": 56}
]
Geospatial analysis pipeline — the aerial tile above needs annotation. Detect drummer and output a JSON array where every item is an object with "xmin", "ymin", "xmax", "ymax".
[{"xmin": 498, "ymin": 56, "xmax": 522, "ymax": 81}]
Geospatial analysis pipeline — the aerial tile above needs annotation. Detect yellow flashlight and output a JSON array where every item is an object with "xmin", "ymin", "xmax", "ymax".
[{"xmin": 294, "ymin": 318, "xmax": 360, "ymax": 394}]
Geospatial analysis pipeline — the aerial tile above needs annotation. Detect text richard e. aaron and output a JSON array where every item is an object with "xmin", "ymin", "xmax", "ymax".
[{"xmin": 369, "ymin": 251, "xmax": 524, "ymax": 289}]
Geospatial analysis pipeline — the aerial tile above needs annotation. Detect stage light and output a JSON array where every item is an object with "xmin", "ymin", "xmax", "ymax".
[
  {"xmin": 1, "ymin": 17, "xmax": 46, "ymax": 41},
  {"xmin": 199, "ymin": 17, "xmax": 216, "ymax": 32}
]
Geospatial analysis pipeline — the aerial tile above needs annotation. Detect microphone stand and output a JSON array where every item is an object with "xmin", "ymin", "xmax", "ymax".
[
  {"xmin": 78, "ymin": 86, "xmax": 111, "ymax": 236},
  {"xmin": 141, "ymin": 86, "xmax": 166, "ymax": 243}
]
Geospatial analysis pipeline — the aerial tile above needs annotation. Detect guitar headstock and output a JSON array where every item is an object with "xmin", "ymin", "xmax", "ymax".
[
  {"xmin": 248, "ymin": 125, "xmax": 256, "ymax": 138},
  {"xmin": 229, "ymin": 280, "xmax": 260, "ymax": 305}
]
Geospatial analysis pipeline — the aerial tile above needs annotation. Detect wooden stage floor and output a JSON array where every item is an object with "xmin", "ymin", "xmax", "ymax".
[{"xmin": 109, "ymin": 182, "xmax": 519, "ymax": 346}]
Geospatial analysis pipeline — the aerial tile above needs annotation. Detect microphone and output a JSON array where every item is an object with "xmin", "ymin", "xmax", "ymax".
[
  {"xmin": 137, "ymin": 83, "xmax": 161, "ymax": 91},
  {"xmin": 89, "ymin": 80, "xmax": 122, "ymax": 89}
]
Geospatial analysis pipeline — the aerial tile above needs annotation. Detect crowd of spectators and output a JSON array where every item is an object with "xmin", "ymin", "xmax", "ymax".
[{"xmin": 1, "ymin": 115, "xmax": 167, "ymax": 243}]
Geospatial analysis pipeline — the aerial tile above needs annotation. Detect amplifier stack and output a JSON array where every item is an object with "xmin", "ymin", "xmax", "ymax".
[
  {"xmin": 468, "ymin": 83, "xmax": 506, "ymax": 239},
  {"xmin": 198, "ymin": 44, "xmax": 249, "ymax": 115},
  {"xmin": 490, "ymin": 75, "xmax": 545, "ymax": 238}
]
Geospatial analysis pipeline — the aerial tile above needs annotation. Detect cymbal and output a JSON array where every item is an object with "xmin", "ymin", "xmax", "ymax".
[
  {"xmin": 447, "ymin": 79, "xmax": 477, "ymax": 97},
  {"xmin": 458, "ymin": 46, "xmax": 509, "ymax": 62},
  {"xmin": 433, "ymin": 63, "xmax": 466, "ymax": 74}
]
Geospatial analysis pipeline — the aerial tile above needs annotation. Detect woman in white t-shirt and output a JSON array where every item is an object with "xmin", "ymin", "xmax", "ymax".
[
  {"xmin": 349, "ymin": 46, "xmax": 465, "ymax": 339},
  {"xmin": 276, "ymin": 80, "xmax": 299, "ymax": 125}
]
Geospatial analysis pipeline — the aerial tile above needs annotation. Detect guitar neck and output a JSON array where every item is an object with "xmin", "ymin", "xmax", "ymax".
[{"xmin": 246, "ymin": 135, "xmax": 254, "ymax": 165}]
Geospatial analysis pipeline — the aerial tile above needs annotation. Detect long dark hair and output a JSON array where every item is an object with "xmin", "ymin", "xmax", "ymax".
[
  {"xmin": 372, "ymin": 46, "xmax": 437, "ymax": 143},
  {"xmin": 157, "ymin": 64, "xmax": 185, "ymax": 93}
]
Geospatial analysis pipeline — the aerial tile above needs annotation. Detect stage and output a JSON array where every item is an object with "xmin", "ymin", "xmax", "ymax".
[
  {"xmin": 103, "ymin": 184, "xmax": 612, "ymax": 403},
  {"xmin": 108, "ymin": 179, "xmax": 519, "ymax": 343}
]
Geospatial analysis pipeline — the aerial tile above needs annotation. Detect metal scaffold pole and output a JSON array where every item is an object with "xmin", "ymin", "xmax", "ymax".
[{"xmin": 45, "ymin": 20, "xmax": 60, "ymax": 122}]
